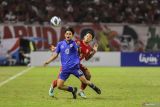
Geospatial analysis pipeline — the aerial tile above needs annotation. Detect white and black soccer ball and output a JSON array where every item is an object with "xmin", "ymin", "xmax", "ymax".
[{"xmin": 50, "ymin": 16, "xmax": 61, "ymax": 27}]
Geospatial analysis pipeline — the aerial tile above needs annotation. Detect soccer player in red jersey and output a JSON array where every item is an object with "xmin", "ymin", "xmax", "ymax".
[{"xmin": 49, "ymin": 31, "xmax": 98, "ymax": 98}]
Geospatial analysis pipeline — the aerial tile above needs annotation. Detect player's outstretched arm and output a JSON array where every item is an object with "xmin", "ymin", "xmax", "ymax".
[
  {"xmin": 50, "ymin": 45, "xmax": 57, "ymax": 52},
  {"xmin": 43, "ymin": 53, "xmax": 58, "ymax": 66},
  {"xmin": 85, "ymin": 43, "xmax": 98, "ymax": 61}
]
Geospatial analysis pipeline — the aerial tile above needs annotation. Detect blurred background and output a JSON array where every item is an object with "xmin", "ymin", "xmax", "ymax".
[{"xmin": 0, "ymin": 0, "xmax": 160, "ymax": 66}]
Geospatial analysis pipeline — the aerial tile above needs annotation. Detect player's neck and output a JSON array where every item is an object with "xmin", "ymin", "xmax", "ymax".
[
  {"xmin": 65, "ymin": 39, "xmax": 72, "ymax": 43},
  {"xmin": 82, "ymin": 40, "xmax": 89, "ymax": 45}
]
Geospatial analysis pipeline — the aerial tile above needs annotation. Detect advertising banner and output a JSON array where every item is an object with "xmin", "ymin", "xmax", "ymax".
[
  {"xmin": 121, "ymin": 52, "xmax": 160, "ymax": 66},
  {"xmin": 1, "ymin": 24, "xmax": 160, "ymax": 52},
  {"xmin": 30, "ymin": 52, "xmax": 121, "ymax": 66}
]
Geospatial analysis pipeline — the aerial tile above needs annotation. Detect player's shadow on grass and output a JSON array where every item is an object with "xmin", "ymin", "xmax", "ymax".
[
  {"xmin": 49, "ymin": 96, "xmax": 125, "ymax": 101},
  {"xmin": 86, "ymin": 97, "xmax": 107, "ymax": 100},
  {"xmin": 64, "ymin": 97, "xmax": 108, "ymax": 100},
  {"xmin": 87, "ymin": 96, "xmax": 126, "ymax": 101}
]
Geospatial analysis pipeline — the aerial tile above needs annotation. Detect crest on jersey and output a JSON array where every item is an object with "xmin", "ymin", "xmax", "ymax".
[
  {"xmin": 65, "ymin": 48, "xmax": 69, "ymax": 54},
  {"xmin": 70, "ymin": 44, "xmax": 73, "ymax": 48}
]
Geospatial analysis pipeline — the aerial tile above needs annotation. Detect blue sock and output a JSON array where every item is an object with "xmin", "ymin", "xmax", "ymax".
[{"xmin": 67, "ymin": 86, "xmax": 73, "ymax": 92}]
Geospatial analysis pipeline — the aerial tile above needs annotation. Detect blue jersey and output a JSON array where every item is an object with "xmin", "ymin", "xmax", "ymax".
[{"xmin": 55, "ymin": 40, "xmax": 80, "ymax": 71}]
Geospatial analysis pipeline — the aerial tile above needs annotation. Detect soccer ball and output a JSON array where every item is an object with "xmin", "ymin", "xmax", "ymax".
[{"xmin": 50, "ymin": 16, "xmax": 61, "ymax": 27}]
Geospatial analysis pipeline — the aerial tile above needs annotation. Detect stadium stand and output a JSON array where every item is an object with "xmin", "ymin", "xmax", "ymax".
[{"xmin": 0, "ymin": 0, "xmax": 160, "ymax": 24}]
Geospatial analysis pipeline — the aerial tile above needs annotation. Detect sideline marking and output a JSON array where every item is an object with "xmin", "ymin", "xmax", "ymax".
[{"xmin": 0, "ymin": 67, "xmax": 34, "ymax": 87}]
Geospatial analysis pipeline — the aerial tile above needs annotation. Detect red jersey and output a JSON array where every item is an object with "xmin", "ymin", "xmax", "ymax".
[{"xmin": 75, "ymin": 40, "xmax": 92, "ymax": 61}]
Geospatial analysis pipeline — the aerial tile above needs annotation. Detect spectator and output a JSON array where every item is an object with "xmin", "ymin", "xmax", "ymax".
[{"xmin": 0, "ymin": 0, "xmax": 159, "ymax": 24}]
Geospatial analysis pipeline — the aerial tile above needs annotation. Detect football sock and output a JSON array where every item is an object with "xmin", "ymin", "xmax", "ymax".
[
  {"xmin": 67, "ymin": 86, "xmax": 74, "ymax": 92},
  {"xmin": 88, "ymin": 83, "xmax": 96, "ymax": 89},
  {"xmin": 89, "ymin": 83, "xmax": 101, "ymax": 94}
]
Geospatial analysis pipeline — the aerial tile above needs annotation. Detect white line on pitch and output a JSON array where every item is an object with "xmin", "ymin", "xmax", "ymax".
[{"xmin": 0, "ymin": 67, "xmax": 34, "ymax": 87}]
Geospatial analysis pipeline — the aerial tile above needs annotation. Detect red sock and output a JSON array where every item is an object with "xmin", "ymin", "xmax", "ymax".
[
  {"xmin": 80, "ymin": 82, "xmax": 87, "ymax": 90},
  {"xmin": 52, "ymin": 80, "xmax": 57, "ymax": 88}
]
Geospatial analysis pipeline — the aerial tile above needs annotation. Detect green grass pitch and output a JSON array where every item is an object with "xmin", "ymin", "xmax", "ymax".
[{"xmin": 0, "ymin": 66, "xmax": 160, "ymax": 107}]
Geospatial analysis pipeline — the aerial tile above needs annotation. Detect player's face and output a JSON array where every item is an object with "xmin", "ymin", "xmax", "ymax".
[
  {"xmin": 84, "ymin": 33, "xmax": 93, "ymax": 43},
  {"xmin": 65, "ymin": 31, "xmax": 73, "ymax": 41}
]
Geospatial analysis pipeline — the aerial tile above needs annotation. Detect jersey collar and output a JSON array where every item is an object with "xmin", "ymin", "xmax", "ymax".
[{"xmin": 64, "ymin": 39, "xmax": 73, "ymax": 44}]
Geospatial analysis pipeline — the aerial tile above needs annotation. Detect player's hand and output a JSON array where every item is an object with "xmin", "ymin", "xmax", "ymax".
[
  {"xmin": 43, "ymin": 61, "xmax": 49, "ymax": 67},
  {"xmin": 76, "ymin": 41, "xmax": 81, "ymax": 46},
  {"xmin": 93, "ymin": 43, "xmax": 98, "ymax": 52},
  {"xmin": 50, "ymin": 45, "xmax": 56, "ymax": 52}
]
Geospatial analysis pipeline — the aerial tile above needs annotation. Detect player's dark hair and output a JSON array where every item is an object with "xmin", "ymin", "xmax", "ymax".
[
  {"xmin": 65, "ymin": 27, "xmax": 74, "ymax": 35},
  {"xmin": 85, "ymin": 31, "xmax": 95, "ymax": 39},
  {"xmin": 80, "ymin": 29, "xmax": 95, "ymax": 39}
]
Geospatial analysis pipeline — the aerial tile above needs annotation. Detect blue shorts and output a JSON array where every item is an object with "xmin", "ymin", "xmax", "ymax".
[{"xmin": 59, "ymin": 68, "xmax": 84, "ymax": 81}]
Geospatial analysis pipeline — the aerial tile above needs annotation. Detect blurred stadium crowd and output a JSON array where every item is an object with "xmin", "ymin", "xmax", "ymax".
[{"xmin": 0, "ymin": 0, "xmax": 160, "ymax": 24}]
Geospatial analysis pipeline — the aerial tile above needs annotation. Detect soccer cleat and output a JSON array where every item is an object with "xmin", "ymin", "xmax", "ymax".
[
  {"xmin": 94, "ymin": 86, "xmax": 101, "ymax": 94},
  {"xmin": 49, "ymin": 86, "xmax": 54, "ymax": 97},
  {"xmin": 78, "ymin": 91, "xmax": 87, "ymax": 99},
  {"xmin": 72, "ymin": 87, "xmax": 77, "ymax": 99}
]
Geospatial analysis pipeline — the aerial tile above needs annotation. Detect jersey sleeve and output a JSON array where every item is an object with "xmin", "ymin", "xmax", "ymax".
[
  {"xmin": 73, "ymin": 41, "xmax": 79, "ymax": 50},
  {"xmin": 55, "ymin": 42, "xmax": 61, "ymax": 54}
]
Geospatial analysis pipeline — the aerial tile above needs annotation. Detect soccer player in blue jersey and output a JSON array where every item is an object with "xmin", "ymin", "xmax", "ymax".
[{"xmin": 44, "ymin": 27, "xmax": 101, "ymax": 99}]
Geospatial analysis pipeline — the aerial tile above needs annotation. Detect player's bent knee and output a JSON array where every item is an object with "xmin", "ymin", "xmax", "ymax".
[
  {"xmin": 84, "ymin": 70, "xmax": 91, "ymax": 80},
  {"xmin": 83, "ymin": 80, "xmax": 88, "ymax": 85},
  {"xmin": 57, "ymin": 82, "xmax": 63, "ymax": 90},
  {"xmin": 57, "ymin": 79, "xmax": 65, "ymax": 90},
  {"xmin": 79, "ymin": 76, "xmax": 89, "ymax": 85},
  {"xmin": 86, "ymin": 74, "xmax": 91, "ymax": 80},
  {"xmin": 57, "ymin": 85, "xmax": 63, "ymax": 90}
]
